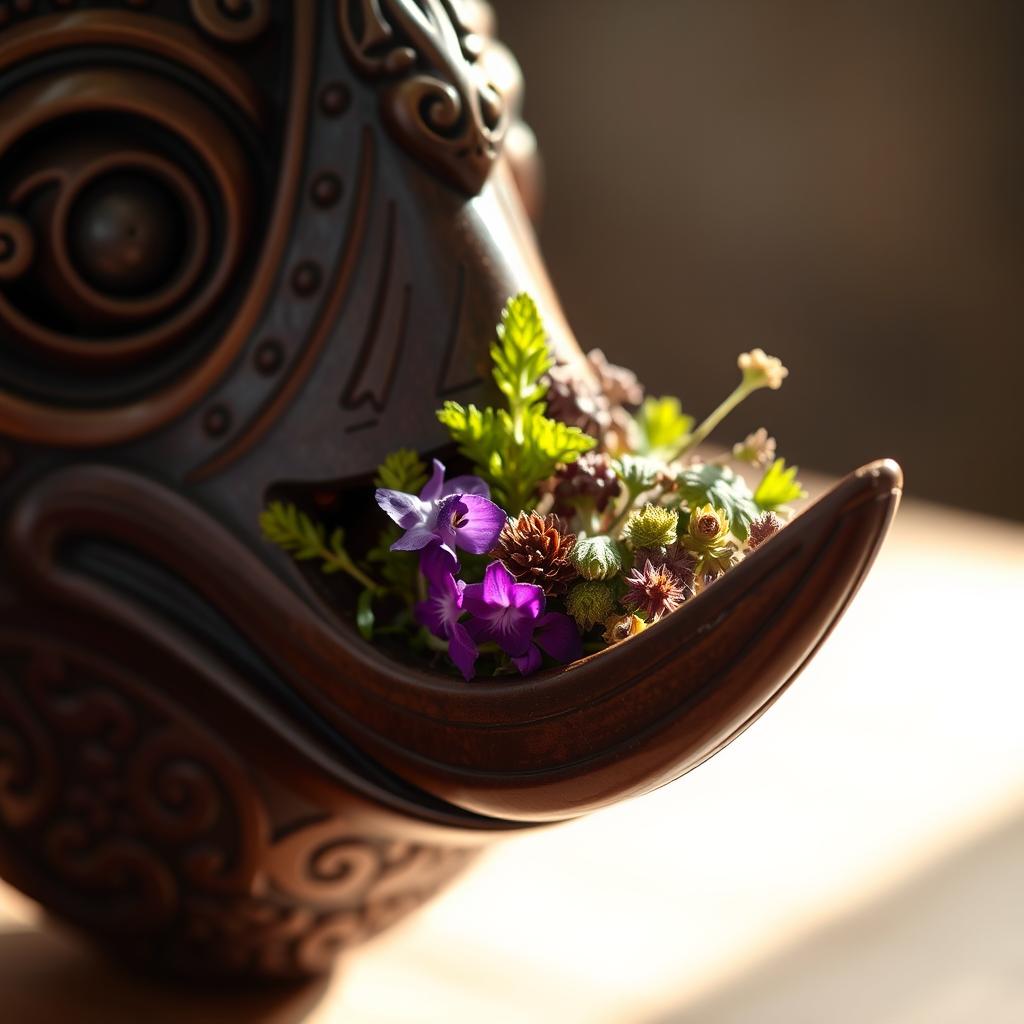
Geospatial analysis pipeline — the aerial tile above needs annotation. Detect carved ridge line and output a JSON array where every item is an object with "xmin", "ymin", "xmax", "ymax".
[
  {"xmin": 340, "ymin": 201, "xmax": 410, "ymax": 415},
  {"xmin": 188, "ymin": 126, "xmax": 377, "ymax": 483},
  {"xmin": 436, "ymin": 263, "xmax": 481, "ymax": 396}
]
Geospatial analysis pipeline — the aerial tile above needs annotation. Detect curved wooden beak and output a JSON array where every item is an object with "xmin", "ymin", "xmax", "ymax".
[
  {"xmin": 345, "ymin": 459, "xmax": 903, "ymax": 821},
  {"xmin": 8, "ymin": 460, "xmax": 901, "ymax": 827}
]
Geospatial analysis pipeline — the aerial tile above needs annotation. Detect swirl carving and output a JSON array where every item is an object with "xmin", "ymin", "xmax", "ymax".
[
  {"xmin": 337, "ymin": 0, "xmax": 512, "ymax": 193},
  {"xmin": 0, "ymin": 632, "xmax": 475, "ymax": 977},
  {"xmin": 0, "ymin": 9, "xmax": 296, "ymax": 448},
  {"xmin": 189, "ymin": 0, "xmax": 271, "ymax": 44}
]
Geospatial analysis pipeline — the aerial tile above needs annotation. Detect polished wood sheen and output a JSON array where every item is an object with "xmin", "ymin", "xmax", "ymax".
[{"xmin": 0, "ymin": 2, "xmax": 900, "ymax": 978}]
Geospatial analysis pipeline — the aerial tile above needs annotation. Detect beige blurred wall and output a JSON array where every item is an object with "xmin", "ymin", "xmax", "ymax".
[{"xmin": 493, "ymin": 0, "xmax": 1024, "ymax": 519}]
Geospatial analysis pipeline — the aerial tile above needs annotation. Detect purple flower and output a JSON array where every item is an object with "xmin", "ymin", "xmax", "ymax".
[
  {"xmin": 463, "ymin": 561, "xmax": 582, "ymax": 677},
  {"xmin": 376, "ymin": 459, "xmax": 506, "ymax": 557},
  {"xmin": 415, "ymin": 545, "xmax": 479, "ymax": 681}
]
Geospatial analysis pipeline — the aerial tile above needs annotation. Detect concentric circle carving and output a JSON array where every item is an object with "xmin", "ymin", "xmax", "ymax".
[
  {"xmin": 0, "ymin": 69, "xmax": 249, "ymax": 367},
  {"xmin": 0, "ymin": 9, "xmax": 288, "ymax": 447}
]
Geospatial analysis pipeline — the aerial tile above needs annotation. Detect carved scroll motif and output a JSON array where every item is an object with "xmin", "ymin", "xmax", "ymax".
[
  {"xmin": 337, "ymin": 0, "xmax": 510, "ymax": 193},
  {"xmin": 0, "ymin": 633, "xmax": 473, "ymax": 976}
]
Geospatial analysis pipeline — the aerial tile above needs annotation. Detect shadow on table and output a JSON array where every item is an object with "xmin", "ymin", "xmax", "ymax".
[
  {"xmin": 0, "ymin": 923, "xmax": 329, "ymax": 1024},
  {"xmin": 644, "ymin": 810, "xmax": 1024, "ymax": 1024}
]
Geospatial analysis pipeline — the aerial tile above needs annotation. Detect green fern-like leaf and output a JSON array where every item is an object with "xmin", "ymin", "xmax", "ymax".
[
  {"xmin": 261, "ymin": 501, "xmax": 383, "ymax": 594},
  {"xmin": 754, "ymin": 458, "xmax": 808, "ymax": 511},
  {"xmin": 438, "ymin": 400, "xmax": 594, "ymax": 510},
  {"xmin": 491, "ymin": 293, "xmax": 553, "ymax": 415},
  {"xmin": 260, "ymin": 501, "xmax": 326, "ymax": 560},
  {"xmin": 374, "ymin": 448, "xmax": 428, "ymax": 493}
]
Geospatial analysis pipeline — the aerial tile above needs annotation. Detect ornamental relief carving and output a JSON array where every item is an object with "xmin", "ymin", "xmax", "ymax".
[
  {"xmin": 0, "ymin": 636, "xmax": 473, "ymax": 977},
  {"xmin": 337, "ymin": 0, "xmax": 511, "ymax": 193}
]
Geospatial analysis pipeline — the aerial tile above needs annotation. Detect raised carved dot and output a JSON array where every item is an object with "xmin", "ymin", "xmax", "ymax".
[
  {"xmin": 319, "ymin": 83, "xmax": 351, "ymax": 118},
  {"xmin": 310, "ymin": 172, "xmax": 342, "ymax": 209},
  {"xmin": 254, "ymin": 338, "xmax": 283, "ymax": 376},
  {"xmin": 291, "ymin": 261, "xmax": 321, "ymax": 298},
  {"xmin": 203, "ymin": 404, "xmax": 232, "ymax": 438},
  {"xmin": 68, "ymin": 172, "xmax": 183, "ymax": 297}
]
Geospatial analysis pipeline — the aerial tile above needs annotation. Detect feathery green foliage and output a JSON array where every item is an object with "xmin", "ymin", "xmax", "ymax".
[
  {"xmin": 374, "ymin": 448, "xmax": 428, "ymax": 494},
  {"xmin": 491, "ymin": 293, "xmax": 553, "ymax": 416},
  {"xmin": 754, "ymin": 458, "xmax": 807, "ymax": 511},
  {"xmin": 676, "ymin": 463, "xmax": 760, "ymax": 541},
  {"xmin": 438, "ymin": 295, "xmax": 595, "ymax": 511},
  {"xmin": 260, "ymin": 501, "xmax": 381, "ymax": 591}
]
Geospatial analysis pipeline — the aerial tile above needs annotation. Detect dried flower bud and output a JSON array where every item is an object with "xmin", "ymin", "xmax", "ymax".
[
  {"xmin": 633, "ymin": 542, "xmax": 697, "ymax": 598},
  {"xmin": 732, "ymin": 428, "xmax": 777, "ymax": 468},
  {"xmin": 683, "ymin": 504, "xmax": 737, "ymax": 578},
  {"xmin": 602, "ymin": 613, "xmax": 648, "ymax": 645},
  {"xmin": 747, "ymin": 511, "xmax": 782, "ymax": 550},
  {"xmin": 738, "ymin": 348, "xmax": 788, "ymax": 391},
  {"xmin": 622, "ymin": 560, "xmax": 689, "ymax": 621},
  {"xmin": 552, "ymin": 452, "xmax": 622, "ymax": 515},
  {"xmin": 623, "ymin": 503, "xmax": 679, "ymax": 549},
  {"xmin": 567, "ymin": 581, "xmax": 617, "ymax": 631},
  {"xmin": 571, "ymin": 535, "xmax": 624, "ymax": 580},
  {"xmin": 685, "ymin": 504, "xmax": 730, "ymax": 548},
  {"xmin": 493, "ymin": 512, "xmax": 578, "ymax": 596},
  {"xmin": 586, "ymin": 349, "xmax": 645, "ymax": 408}
]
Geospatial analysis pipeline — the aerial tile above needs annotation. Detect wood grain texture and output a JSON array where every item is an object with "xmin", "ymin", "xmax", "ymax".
[{"xmin": 0, "ymin": 1, "xmax": 901, "ymax": 977}]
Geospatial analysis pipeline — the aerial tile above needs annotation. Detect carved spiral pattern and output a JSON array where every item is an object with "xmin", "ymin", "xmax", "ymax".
[
  {"xmin": 0, "ymin": 11, "xmax": 266, "ymax": 433},
  {"xmin": 0, "ymin": 633, "xmax": 474, "ymax": 977},
  {"xmin": 189, "ymin": 0, "xmax": 271, "ymax": 44},
  {"xmin": 338, "ymin": 0, "xmax": 513, "ymax": 193}
]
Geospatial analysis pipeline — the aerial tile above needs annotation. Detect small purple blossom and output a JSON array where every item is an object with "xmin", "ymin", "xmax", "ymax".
[
  {"xmin": 376, "ymin": 459, "xmax": 506, "ymax": 558},
  {"xmin": 464, "ymin": 561, "xmax": 582, "ymax": 677},
  {"xmin": 415, "ymin": 545, "xmax": 478, "ymax": 681}
]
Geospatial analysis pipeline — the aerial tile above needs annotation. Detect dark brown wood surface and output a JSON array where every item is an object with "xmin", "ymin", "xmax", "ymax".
[{"xmin": 0, "ymin": 2, "xmax": 900, "ymax": 977}]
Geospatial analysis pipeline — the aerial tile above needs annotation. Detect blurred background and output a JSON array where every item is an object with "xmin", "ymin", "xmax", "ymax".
[{"xmin": 492, "ymin": 0, "xmax": 1024, "ymax": 520}]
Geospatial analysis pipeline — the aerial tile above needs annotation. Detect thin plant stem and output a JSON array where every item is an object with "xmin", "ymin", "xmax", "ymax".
[
  {"xmin": 319, "ymin": 545, "xmax": 384, "ymax": 595},
  {"xmin": 674, "ymin": 382, "xmax": 755, "ymax": 461}
]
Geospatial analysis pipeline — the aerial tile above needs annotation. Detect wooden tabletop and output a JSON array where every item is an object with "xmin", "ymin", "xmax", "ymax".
[{"xmin": 2, "ymin": 496, "xmax": 1022, "ymax": 1023}]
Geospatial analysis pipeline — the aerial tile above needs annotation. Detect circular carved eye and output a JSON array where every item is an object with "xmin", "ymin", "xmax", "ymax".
[
  {"xmin": 0, "ymin": 68, "xmax": 253, "ymax": 367},
  {"xmin": 0, "ymin": 13, "xmax": 270, "ymax": 441},
  {"xmin": 68, "ymin": 171, "xmax": 186, "ymax": 298}
]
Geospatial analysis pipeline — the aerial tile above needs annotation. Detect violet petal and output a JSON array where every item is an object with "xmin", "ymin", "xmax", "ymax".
[
  {"xmin": 508, "ymin": 581, "xmax": 545, "ymax": 616},
  {"xmin": 463, "ymin": 560, "xmax": 514, "ymax": 616},
  {"xmin": 376, "ymin": 488, "xmax": 428, "ymax": 530},
  {"xmin": 512, "ymin": 645, "xmax": 543, "ymax": 676},
  {"xmin": 533, "ymin": 612, "xmax": 583, "ymax": 665},
  {"xmin": 390, "ymin": 524, "xmax": 439, "ymax": 552},
  {"xmin": 443, "ymin": 474, "xmax": 491, "ymax": 499},
  {"xmin": 419, "ymin": 459, "xmax": 447, "ymax": 502},
  {"xmin": 450, "ymin": 495, "xmax": 508, "ymax": 554},
  {"xmin": 419, "ymin": 542, "xmax": 459, "ymax": 588},
  {"xmin": 447, "ymin": 622, "xmax": 479, "ymax": 681}
]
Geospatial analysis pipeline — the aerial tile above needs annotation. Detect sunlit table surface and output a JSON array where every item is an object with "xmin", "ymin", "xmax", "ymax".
[{"xmin": 2, "ymin": 495, "xmax": 1022, "ymax": 1024}]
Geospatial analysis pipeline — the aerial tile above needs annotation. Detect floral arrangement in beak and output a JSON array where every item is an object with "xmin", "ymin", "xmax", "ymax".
[{"xmin": 262, "ymin": 295, "xmax": 805, "ymax": 682}]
